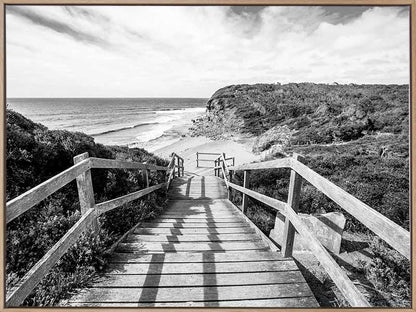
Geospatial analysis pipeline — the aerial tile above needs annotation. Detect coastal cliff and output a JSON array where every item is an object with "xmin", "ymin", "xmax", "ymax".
[{"xmin": 190, "ymin": 83, "xmax": 408, "ymax": 156}]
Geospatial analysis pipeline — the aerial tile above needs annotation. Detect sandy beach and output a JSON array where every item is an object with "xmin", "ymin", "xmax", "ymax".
[{"xmin": 153, "ymin": 135, "xmax": 261, "ymax": 175}]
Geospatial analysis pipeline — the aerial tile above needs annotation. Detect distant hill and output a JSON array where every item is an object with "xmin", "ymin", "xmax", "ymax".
[{"xmin": 190, "ymin": 83, "xmax": 408, "ymax": 152}]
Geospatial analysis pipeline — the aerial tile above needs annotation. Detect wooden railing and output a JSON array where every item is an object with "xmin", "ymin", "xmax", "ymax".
[
  {"xmin": 213, "ymin": 152, "xmax": 410, "ymax": 307},
  {"xmin": 196, "ymin": 152, "xmax": 234, "ymax": 168},
  {"xmin": 5, "ymin": 152, "xmax": 183, "ymax": 307}
]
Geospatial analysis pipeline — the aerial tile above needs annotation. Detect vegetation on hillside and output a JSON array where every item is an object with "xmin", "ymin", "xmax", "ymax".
[
  {"xmin": 190, "ymin": 83, "xmax": 408, "ymax": 145},
  {"xmin": 192, "ymin": 83, "xmax": 410, "ymax": 307},
  {"xmin": 6, "ymin": 109, "xmax": 169, "ymax": 306}
]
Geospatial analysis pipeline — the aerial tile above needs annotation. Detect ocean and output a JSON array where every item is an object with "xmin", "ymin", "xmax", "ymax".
[{"xmin": 7, "ymin": 98, "xmax": 207, "ymax": 151}]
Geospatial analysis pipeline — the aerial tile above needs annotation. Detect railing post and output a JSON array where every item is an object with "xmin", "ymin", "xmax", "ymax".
[
  {"xmin": 181, "ymin": 158, "xmax": 184, "ymax": 176},
  {"xmin": 172, "ymin": 153, "xmax": 176, "ymax": 179},
  {"xmin": 214, "ymin": 159, "xmax": 217, "ymax": 176},
  {"xmin": 177, "ymin": 156, "xmax": 180, "ymax": 177},
  {"xmin": 228, "ymin": 170, "xmax": 233, "ymax": 200},
  {"xmin": 73, "ymin": 152, "xmax": 97, "ymax": 231},
  {"xmin": 242, "ymin": 170, "xmax": 249, "ymax": 214},
  {"xmin": 196, "ymin": 152, "xmax": 199, "ymax": 168},
  {"xmin": 281, "ymin": 154, "xmax": 304, "ymax": 258}
]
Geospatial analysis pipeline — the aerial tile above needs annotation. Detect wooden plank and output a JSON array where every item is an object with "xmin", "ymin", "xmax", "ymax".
[
  {"xmin": 284, "ymin": 204, "xmax": 370, "ymax": 307},
  {"xmin": 96, "ymin": 183, "xmax": 166, "ymax": 215},
  {"xmin": 86, "ymin": 271, "xmax": 306, "ymax": 288},
  {"xmin": 106, "ymin": 259, "xmax": 297, "ymax": 274},
  {"xmin": 67, "ymin": 296, "xmax": 318, "ymax": 307},
  {"xmin": 160, "ymin": 214, "xmax": 241, "ymax": 218},
  {"xmin": 68, "ymin": 283, "xmax": 312, "ymax": 303},
  {"xmin": 241, "ymin": 170, "xmax": 249, "ymax": 214},
  {"xmin": 6, "ymin": 158, "xmax": 91, "ymax": 223},
  {"xmin": 168, "ymin": 193, "xmax": 228, "ymax": 198},
  {"xmin": 134, "ymin": 228, "xmax": 257, "ymax": 235},
  {"xmin": 291, "ymin": 158, "xmax": 410, "ymax": 260},
  {"xmin": 163, "ymin": 208, "xmax": 236, "ymax": 214},
  {"xmin": 124, "ymin": 233, "xmax": 261, "ymax": 242},
  {"xmin": 6, "ymin": 208, "xmax": 96, "ymax": 307},
  {"xmin": 139, "ymin": 222, "xmax": 250, "ymax": 228},
  {"xmin": 116, "ymin": 241, "xmax": 268, "ymax": 252},
  {"xmin": 228, "ymin": 157, "xmax": 291, "ymax": 171},
  {"xmin": 170, "ymin": 185, "xmax": 226, "ymax": 191},
  {"xmin": 90, "ymin": 157, "xmax": 166, "ymax": 171},
  {"xmin": 109, "ymin": 251, "xmax": 285, "ymax": 263},
  {"xmin": 154, "ymin": 218, "xmax": 243, "ymax": 223},
  {"xmin": 228, "ymin": 182, "xmax": 287, "ymax": 213},
  {"xmin": 74, "ymin": 153, "xmax": 96, "ymax": 219},
  {"xmin": 168, "ymin": 196, "xmax": 228, "ymax": 200},
  {"xmin": 281, "ymin": 154, "xmax": 303, "ymax": 257},
  {"xmin": 196, "ymin": 152, "xmax": 222, "ymax": 156}
]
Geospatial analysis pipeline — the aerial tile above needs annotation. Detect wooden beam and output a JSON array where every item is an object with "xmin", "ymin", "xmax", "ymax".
[
  {"xmin": 228, "ymin": 170, "xmax": 233, "ymax": 201},
  {"xmin": 74, "ymin": 153, "xmax": 95, "ymax": 215},
  {"xmin": 5, "ymin": 208, "xmax": 96, "ymax": 307},
  {"xmin": 6, "ymin": 158, "xmax": 91, "ymax": 223},
  {"xmin": 90, "ymin": 158, "xmax": 166, "ymax": 171},
  {"xmin": 281, "ymin": 154, "xmax": 303, "ymax": 258},
  {"xmin": 291, "ymin": 158, "xmax": 410, "ymax": 260},
  {"xmin": 228, "ymin": 181, "xmax": 286, "ymax": 213},
  {"xmin": 284, "ymin": 205, "xmax": 370, "ymax": 307},
  {"xmin": 96, "ymin": 183, "xmax": 166, "ymax": 215},
  {"xmin": 228, "ymin": 157, "xmax": 291, "ymax": 171},
  {"xmin": 241, "ymin": 170, "xmax": 250, "ymax": 214}
]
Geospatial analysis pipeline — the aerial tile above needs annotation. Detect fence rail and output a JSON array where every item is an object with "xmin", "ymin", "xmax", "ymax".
[
  {"xmin": 5, "ymin": 152, "xmax": 183, "ymax": 307},
  {"xmin": 196, "ymin": 152, "xmax": 234, "ymax": 168},
  {"xmin": 211, "ymin": 152, "xmax": 410, "ymax": 307}
]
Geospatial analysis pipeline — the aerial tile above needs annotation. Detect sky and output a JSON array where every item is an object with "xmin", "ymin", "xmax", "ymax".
[{"xmin": 5, "ymin": 5, "xmax": 410, "ymax": 98}]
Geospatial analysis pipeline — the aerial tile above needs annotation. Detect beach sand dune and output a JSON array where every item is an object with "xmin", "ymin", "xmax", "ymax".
[{"xmin": 153, "ymin": 136, "xmax": 260, "ymax": 175}]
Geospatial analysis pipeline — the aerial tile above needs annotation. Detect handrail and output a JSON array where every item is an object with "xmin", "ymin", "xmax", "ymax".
[
  {"xmin": 6, "ymin": 158, "xmax": 91, "ymax": 223},
  {"xmin": 196, "ymin": 152, "xmax": 233, "ymax": 168},
  {"xmin": 90, "ymin": 157, "xmax": 167, "ymax": 171},
  {"xmin": 212, "ymin": 152, "xmax": 410, "ymax": 307},
  {"xmin": 6, "ymin": 151, "xmax": 183, "ymax": 307},
  {"xmin": 290, "ymin": 158, "xmax": 410, "ymax": 260}
]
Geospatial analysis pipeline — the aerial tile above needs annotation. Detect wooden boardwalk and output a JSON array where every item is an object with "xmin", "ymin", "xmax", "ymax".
[{"xmin": 66, "ymin": 174, "xmax": 318, "ymax": 307}]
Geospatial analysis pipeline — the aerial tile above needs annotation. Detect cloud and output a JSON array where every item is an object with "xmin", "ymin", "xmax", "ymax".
[
  {"xmin": 5, "ymin": 5, "xmax": 410, "ymax": 97},
  {"xmin": 6, "ymin": 6, "xmax": 110, "ymax": 48}
]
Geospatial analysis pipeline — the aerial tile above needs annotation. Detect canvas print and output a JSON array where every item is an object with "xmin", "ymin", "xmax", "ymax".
[{"xmin": 5, "ymin": 4, "xmax": 411, "ymax": 308}]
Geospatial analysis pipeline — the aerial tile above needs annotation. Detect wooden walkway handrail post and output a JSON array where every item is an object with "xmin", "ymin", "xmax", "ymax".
[
  {"xmin": 281, "ymin": 154, "xmax": 303, "ymax": 258},
  {"xmin": 73, "ymin": 152, "xmax": 98, "ymax": 231},
  {"xmin": 241, "ymin": 170, "xmax": 250, "ymax": 214},
  {"xmin": 196, "ymin": 152, "xmax": 199, "ymax": 168}
]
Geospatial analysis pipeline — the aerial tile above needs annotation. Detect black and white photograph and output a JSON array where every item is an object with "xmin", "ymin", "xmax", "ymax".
[{"xmin": 4, "ymin": 3, "xmax": 413, "ymax": 308}]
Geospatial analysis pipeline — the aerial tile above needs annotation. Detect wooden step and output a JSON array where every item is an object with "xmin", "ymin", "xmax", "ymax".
[
  {"xmin": 116, "ymin": 241, "xmax": 268, "ymax": 252},
  {"xmin": 109, "ymin": 251, "xmax": 285, "ymax": 263},
  {"xmin": 134, "ymin": 227, "xmax": 257, "ymax": 235},
  {"xmin": 105, "ymin": 259, "xmax": 298, "ymax": 274},
  {"xmin": 85, "ymin": 271, "xmax": 306, "ymax": 288},
  {"xmin": 68, "ymin": 297, "xmax": 318, "ymax": 307},
  {"xmin": 154, "ymin": 217, "xmax": 242, "ymax": 223},
  {"xmin": 140, "ymin": 222, "xmax": 249, "ymax": 228},
  {"xmin": 125, "ymin": 233, "xmax": 261, "ymax": 243},
  {"xmin": 68, "ymin": 283, "xmax": 314, "ymax": 304}
]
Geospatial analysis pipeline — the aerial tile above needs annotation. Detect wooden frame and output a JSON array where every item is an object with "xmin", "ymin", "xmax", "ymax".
[{"xmin": 1, "ymin": 1, "xmax": 414, "ymax": 311}]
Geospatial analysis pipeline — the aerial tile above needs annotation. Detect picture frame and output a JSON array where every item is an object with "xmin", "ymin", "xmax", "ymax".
[{"xmin": 1, "ymin": 0, "xmax": 415, "ymax": 311}]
